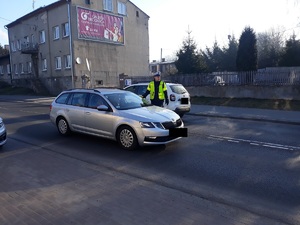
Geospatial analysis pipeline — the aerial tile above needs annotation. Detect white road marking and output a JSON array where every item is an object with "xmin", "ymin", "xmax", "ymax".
[
  {"xmin": 262, "ymin": 144, "xmax": 290, "ymax": 150},
  {"xmin": 208, "ymin": 134, "xmax": 299, "ymax": 151},
  {"xmin": 228, "ymin": 140, "xmax": 239, "ymax": 143}
]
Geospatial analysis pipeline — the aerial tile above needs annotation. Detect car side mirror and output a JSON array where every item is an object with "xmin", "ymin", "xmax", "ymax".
[{"xmin": 97, "ymin": 105, "xmax": 109, "ymax": 111}]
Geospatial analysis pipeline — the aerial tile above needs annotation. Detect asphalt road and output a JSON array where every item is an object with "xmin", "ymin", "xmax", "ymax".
[{"xmin": 0, "ymin": 96, "xmax": 299, "ymax": 224}]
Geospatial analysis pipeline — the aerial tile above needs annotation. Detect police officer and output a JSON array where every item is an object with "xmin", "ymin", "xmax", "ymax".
[{"xmin": 142, "ymin": 72, "xmax": 169, "ymax": 107}]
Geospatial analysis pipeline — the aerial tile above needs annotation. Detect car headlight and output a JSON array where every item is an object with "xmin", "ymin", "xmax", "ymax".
[
  {"xmin": 140, "ymin": 122, "xmax": 155, "ymax": 128},
  {"xmin": 0, "ymin": 122, "xmax": 3, "ymax": 128},
  {"xmin": 153, "ymin": 122, "xmax": 164, "ymax": 129}
]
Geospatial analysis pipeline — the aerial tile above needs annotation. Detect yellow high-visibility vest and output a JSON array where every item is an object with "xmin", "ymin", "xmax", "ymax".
[{"xmin": 147, "ymin": 81, "xmax": 167, "ymax": 100}]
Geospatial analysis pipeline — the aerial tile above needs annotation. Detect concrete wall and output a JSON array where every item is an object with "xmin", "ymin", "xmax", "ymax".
[{"xmin": 186, "ymin": 85, "xmax": 300, "ymax": 100}]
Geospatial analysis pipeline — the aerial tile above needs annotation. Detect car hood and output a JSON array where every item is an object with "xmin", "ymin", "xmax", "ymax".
[{"xmin": 120, "ymin": 106, "xmax": 180, "ymax": 122}]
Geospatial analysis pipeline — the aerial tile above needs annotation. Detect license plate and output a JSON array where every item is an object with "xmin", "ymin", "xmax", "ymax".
[
  {"xmin": 181, "ymin": 98, "xmax": 188, "ymax": 104},
  {"xmin": 169, "ymin": 128, "xmax": 188, "ymax": 137}
]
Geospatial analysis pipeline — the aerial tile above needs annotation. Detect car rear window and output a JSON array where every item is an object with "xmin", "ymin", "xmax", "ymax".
[
  {"xmin": 169, "ymin": 85, "xmax": 188, "ymax": 94},
  {"xmin": 55, "ymin": 93, "xmax": 70, "ymax": 104}
]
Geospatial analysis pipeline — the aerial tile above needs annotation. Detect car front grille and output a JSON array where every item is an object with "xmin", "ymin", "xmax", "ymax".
[
  {"xmin": 162, "ymin": 119, "xmax": 182, "ymax": 129},
  {"xmin": 0, "ymin": 132, "xmax": 6, "ymax": 142}
]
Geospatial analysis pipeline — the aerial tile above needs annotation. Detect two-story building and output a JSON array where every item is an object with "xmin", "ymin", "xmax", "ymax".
[{"xmin": 5, "ymin": 0, "xmax": 149, "ymax": 95}]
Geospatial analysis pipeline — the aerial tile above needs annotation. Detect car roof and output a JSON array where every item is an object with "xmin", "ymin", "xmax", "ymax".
[{"xmin": 62, "ymin": 88, "xmax": 127, "ymax": 94}]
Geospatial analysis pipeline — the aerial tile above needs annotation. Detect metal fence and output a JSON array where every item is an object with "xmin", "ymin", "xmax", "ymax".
[
  {"xmin": 128, "ymin": 70, "xmax": 300, "ymax": 87},
  {"xmin": 166, "ymin": 70, "xmax": 300, "ymax": 87}
]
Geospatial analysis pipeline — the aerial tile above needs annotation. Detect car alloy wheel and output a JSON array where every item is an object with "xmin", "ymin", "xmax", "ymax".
[
  {"xmin": 117, "ymin": 126, "xmax": 138, "ymax": 150},
  {"xmin": 57, "ymin": 117, "xmax": 70, "ymax": 135}
]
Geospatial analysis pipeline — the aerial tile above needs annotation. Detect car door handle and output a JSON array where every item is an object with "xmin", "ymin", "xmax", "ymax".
[{"xmin": 85, "ymin": 112, "xmax": 91, "ymax": 115}]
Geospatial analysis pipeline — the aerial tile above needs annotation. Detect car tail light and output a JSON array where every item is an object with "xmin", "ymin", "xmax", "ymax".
[
  {"xmin": 170, "ymin": 94, "xmax": 176, "ymax": 101},
  {"xmin": 49, "ymin": 104, "xmax": 52, "ymax": 112}
]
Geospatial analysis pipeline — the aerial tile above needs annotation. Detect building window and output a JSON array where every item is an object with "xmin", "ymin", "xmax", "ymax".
[
  {"xmin": 7, "ymin": 64, "xmax": 11, "ymax": 74},
  {"xmin": 85, "ymin": 0, "xmax": 91, "ymax": 4},
  {"xmin": 53, "ymin": 26, "xmax": 60, "ymax": 40},
  {"xmin": 55, "ymin": 56, "xmax": 62, "ymax": 70},
  {"xmin": 40, "ymin": 30, "xmax": 46, "ymax": 43},
  {"xmin": 24, "ymin": 36, "xmax": 29, "ymax": 43},
  {"xmin": 42, "ymin": 58, "xmax": 47, "ymax": 71},
  {"xmin": 151, "ymin": 65, "xmax": 157, "ymax": 73},
  {"xmin": 0, "ymin": 66, "xmax": 3, "ymax": 75},
  {"xmin": 64, "ymin": 55, "xmax": 71, "ymax": 68},
  {"xmin": 14, "ymin": 64, "xmax": 18, "ymax": 74},
  {"xmin": 11, "ymin": 41, "xmax": 16, "ymax": 52},
  {"xmin": 62, "ymin": 22, "xmax": 69, "ymax": 37},
  {"xmin": 20, "ymin": 63, "xmax": 24, "ymax": 74},
  {"xmin": 27, "ymin": 62, "xmax": 32, "ymax": 73},
  {"xmin": 103, "ymin": 0, "xmax": 113, "ymax": 11},
  {"xmin": 118, "ymin": 2, "xmax": 126, "ymax": 15},
  {"xmin": 136, "ymin": 11, "xmax": 139, "ymax": 17},
  {"xmin": 17, "ymin": 40, "xmax": 21, "ymax": 50},
  {"xmin": 31, "ymin": 34, "xmax": 35, "ymax": 43}
]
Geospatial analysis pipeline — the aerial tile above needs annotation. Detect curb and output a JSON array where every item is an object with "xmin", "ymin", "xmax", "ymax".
[{"xmin": 187, "ymin": 112, "xmax": 300, "ymax": 126}]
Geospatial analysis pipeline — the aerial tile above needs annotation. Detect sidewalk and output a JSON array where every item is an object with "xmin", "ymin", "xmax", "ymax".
[{"xmin": 188, "ymin": 104, "xmax": 300, "ymax": 125}]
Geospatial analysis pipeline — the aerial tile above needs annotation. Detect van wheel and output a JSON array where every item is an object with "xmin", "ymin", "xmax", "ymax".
[
  {"xmin": 117, "ymin": 126, "xmax": 138, "ymax": 150},
  {"xmin": 57, "ymin": 117, "xmax": 71, "ymax": 135}
]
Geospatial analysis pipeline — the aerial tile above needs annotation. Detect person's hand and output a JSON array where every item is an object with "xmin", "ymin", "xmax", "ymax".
[{"xmin": 165, "ymin": 99, "xmax": 169, "ymax": 105}]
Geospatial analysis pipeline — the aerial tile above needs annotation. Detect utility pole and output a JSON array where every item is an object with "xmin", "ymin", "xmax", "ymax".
[{"xmin": 32, "ymin": 0, "xmax": 35, "ymax": 10}]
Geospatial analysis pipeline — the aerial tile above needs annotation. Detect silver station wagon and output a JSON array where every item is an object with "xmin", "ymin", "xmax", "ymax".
[{"xmin": 50, "ymin": 88, "xmax": 187, "ymax": 150}]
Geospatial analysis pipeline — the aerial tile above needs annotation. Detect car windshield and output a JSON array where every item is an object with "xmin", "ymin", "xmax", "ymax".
[
  {"xmin": 170, "ymin": 84, "xmax": 187, "ymax": 94},
  {"xmin": 104, "ymin": 92, "xmax": 147, "ymax": 110}
]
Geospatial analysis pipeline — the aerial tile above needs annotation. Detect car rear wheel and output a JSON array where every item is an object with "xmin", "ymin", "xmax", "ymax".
[
  {"xmin": 57, "ymin": 117, "xmax": 71, "ymax": 135},
  {"xmin": 117, "ymin": 126, "xmax": 138, "ymax": 150}
]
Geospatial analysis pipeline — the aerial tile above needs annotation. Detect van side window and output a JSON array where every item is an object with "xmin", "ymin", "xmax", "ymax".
[{"xmin": 137, "ymin": 85, "xmax": 147, "ymax": 95}]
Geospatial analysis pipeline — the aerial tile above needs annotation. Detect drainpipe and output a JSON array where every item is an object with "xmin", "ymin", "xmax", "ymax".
[
  {"xmin": 67, "ymin": 0, "xmax": 74, "ymax": 88},
  {"xmin": 4, "ymin": 25, "xmax": 13, "ymax": 84}
]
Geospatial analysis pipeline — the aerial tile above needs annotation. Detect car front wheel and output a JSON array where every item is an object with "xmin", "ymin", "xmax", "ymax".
[
  {"xmin": 57, "ymin": 117, "xmax": 71, "ymax": 135},
  {"xmin": 117, "ymin": 126, "xmax": 138, "ymax": 150}
]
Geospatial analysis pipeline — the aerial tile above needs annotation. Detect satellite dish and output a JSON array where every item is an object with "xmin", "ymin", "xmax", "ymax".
[{"xmin": 76, "ymin": 57, "xmax": 81, "ymax": 64}]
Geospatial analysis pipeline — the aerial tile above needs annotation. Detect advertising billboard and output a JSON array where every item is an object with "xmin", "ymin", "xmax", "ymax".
[{"xmin": 77, "ymin": 7, "xmax": 124, "ymax": 45}]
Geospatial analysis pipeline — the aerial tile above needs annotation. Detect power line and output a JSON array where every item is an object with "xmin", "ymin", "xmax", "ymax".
[{"xmin": 0, "ymin": 16, "xmax": 12, "ymax": 22}]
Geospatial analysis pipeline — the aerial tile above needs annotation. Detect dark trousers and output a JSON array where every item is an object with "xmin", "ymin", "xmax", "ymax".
[{"xmin": 151, "ymin": 99, "xmax": 164, "ymax": 107}]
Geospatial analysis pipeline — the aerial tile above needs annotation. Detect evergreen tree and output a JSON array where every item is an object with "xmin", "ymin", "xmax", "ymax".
[
  {"xmin": 175, "ymin": 31, "xmax": 206, "ymax": 73},
  {"xmin": 236, "ymin": 26, "xmax": 258, "ymax": 71},
  {"xmin": 279, "ymin": 34, "xmax": 300, "ymax": 67},
  {"xmin": 222, "ymin": 35, "xmax": 238, "ymax": 71},
  {"xmin": 201, "ymin": 41, "xmax": 224, "ymax": 72}
]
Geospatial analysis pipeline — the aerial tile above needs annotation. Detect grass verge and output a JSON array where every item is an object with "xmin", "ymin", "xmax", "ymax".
[{"xmin": 191, "ymin": 96, "xmax": 300, "ymax": 111}]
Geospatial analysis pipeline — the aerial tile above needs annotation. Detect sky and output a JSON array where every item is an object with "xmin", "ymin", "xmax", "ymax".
[{"xmin": 1, "ymin": 0, "xmax": 299, "ymax": 61}]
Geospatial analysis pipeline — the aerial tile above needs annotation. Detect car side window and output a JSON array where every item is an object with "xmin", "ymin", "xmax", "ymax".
[
  {"xmin": 70, "ymin": 93, "xmax": 87, "ymax": 107},
  {"xmin": 87, "ymin": 94, "xmax": 106, "ymax": 109}
]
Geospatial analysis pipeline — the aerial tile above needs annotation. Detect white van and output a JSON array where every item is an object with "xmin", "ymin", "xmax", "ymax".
[{"xmin": 124, "ymin": 82, "xmax": 191, "ymax": 117}]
